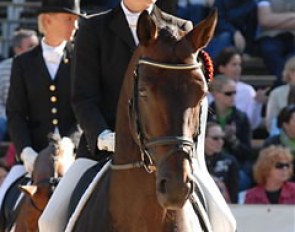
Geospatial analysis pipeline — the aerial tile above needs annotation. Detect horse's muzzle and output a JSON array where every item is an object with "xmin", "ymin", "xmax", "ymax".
[{"xmin": 155, "ymin": 153, "xmax": 193, "ymax": 210}]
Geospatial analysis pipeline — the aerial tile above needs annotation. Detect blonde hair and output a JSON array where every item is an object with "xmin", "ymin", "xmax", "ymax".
[
  {"xmin": 282, "ymin": 56, "xmax": 295, "ymax": 82},
  {"xmin": 37, "ymin": 14, "xmax": 46, "ymax": 34},
  {"xmin": 253, "ymin": 145, "xmax": 293, "ymax": 185},
  {"xmin": 210, "ymin": 75, "xmax": 234, "ymax": 93}
]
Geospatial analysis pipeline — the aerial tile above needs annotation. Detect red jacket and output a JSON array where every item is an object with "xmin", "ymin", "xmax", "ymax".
[{"xmin": 245, "ymin": 182, "xmax": 295, "ymax": 204}]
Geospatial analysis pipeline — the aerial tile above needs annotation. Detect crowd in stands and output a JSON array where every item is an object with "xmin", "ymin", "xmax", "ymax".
[{"xmin": 0, "ymin": 0, "xmax": 295, "ymax": 206}]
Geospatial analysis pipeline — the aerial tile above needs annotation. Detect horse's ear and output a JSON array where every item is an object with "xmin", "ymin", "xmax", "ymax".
[
  {"xmin": 137, "ymin": 10, "xmax": 157, "ymax": 46},
  {"xmin": 183, "ymin": 9, "xmax": 218, "ymax": 52},
  {"xmin": 19, "ymin": 185, "xmax": 37, "ymax": 196}
]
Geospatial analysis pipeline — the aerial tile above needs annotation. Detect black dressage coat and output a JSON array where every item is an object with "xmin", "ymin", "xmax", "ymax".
[
  {"xmin": 7, "ymin": 44, "xmax": 80, "ymax": 159},
  {"xmin": 72, "ymin": 5, "xmax": 193, "ymax": 160}
]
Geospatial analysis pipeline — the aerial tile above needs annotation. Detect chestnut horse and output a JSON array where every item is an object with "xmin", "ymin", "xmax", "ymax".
[
  {"xmin": 4, "ymin": 136, "xmax": 74, "ymax": 232},
  {"xmin": 66, "ymin": 10, "xmax": 217, "ymax": 232}
]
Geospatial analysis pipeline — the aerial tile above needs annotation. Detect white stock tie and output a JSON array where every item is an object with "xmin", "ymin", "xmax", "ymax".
[{"xmin": 43, "ymin": 50, "xmax": 61, "ymax": 64}]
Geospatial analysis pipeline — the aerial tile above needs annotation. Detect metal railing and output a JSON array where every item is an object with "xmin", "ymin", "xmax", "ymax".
[{"xmin": 0, "ymin": 0, "xmax": 40, "ymax": 58}]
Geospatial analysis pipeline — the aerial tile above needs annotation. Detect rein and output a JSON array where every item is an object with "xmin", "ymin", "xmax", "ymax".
[
  {"xmin": 29, "ymin": 143, "xmax": 61, "ymax": 212},
  {"xmin": 29, "ymin": 177, "xmax": 61, "ymax": 212},
  {"xmin": 111, "ymin": 57, "xmax": 203, "ymax": 172}
]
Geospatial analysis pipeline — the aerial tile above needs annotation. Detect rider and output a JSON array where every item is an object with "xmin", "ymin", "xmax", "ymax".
[
  {"xmin": 0, "ymin": 0, "xmax": 84, "ymax": 228},
  {"xmin": 40, "ymin": 1, "xmax": 237, "ymax": 231}
]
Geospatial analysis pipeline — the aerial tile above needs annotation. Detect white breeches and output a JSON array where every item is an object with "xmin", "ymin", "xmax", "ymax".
[
  {"xmin": 38, "ymin": 158, "xmax": 97, "ymax": 232},
  {"xmin": 0, "ymin": 165, "xmax": 26, "ymax": 210}
]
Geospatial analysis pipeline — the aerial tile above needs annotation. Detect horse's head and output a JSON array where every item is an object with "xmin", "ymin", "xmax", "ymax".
[{"xmin": 127, "ymin": 10, "xmax": 217, "ymax": 209}]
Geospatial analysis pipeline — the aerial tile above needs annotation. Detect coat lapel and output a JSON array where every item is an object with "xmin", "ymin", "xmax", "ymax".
[
  {"xmin": 33, "ymin": 45, "xmax": 53, "ymax": 83},
  {"xmin": 109, "ymin": 6, "xmax": 136, "ymax": 50},
  {"xmin": 54, "ymin": 44, "xmax": 72, "ymax": 82}
]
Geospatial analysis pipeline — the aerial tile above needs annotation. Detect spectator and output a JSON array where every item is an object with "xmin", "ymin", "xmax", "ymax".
[
  {"xmin": 264, "ymin": 104, "xmax": 295, "ymax": 180},
  {"xmin": 176, "ymin": 0, "xmax": 214, "ymax": 25},
  {"xmin": 4, "ymin": 143, "xmax": 16, "ymax": 169},
  {"xmin": 245, "ymin": 145, "xmax": 295, "ymax": 204},
  {"xmin": 205, "ymin": 122, "xmax": 240, "ymax": 203},
  {"xmin": 209, "ymin": 75, "xmax": 253, "ymax": 190},
  {"xmin": 266, "ymin": 56, "xmax": 295, "ymax": 135},
  {"xmin": 212, "ymin": 47, "xmax": 268, "ymax": 130},
  {"xmin": 256, "ymin": 0, "xmax": 295, "ymax": 87},
  {"xmin": 205, "ymin": 0, "xmax": 258, "ymax": 58},
  {"xmin": 0, "ymin": 29, "xmax": 39, "ymax": 141}
]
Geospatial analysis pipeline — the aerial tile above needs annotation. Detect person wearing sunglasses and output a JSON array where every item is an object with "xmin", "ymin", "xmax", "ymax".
[
  {"xmin": 213, "ymin": 46, "xmax": 269, "ymax": 130},
  {"xmin": 264, "ymin": 104, "xmax": 295, "ymax": 180},
  {"xmin": 245, "ymin": 145, "xmax": 295, "ymax": 204},
  {"xmin": 205, "ymin": 122, "xmax": 240, "ymax": 203},
  {"xmin": 209, "ymin": 75, "xmax": 253, "ymax": 191},
  {"xmin": 266, "ymin": 56, "xmax": 295, "ymax": 136}
]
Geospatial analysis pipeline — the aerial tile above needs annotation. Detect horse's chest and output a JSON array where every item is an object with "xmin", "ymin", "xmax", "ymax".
[{"xmin": 111, "ymin": 210, "xmax": 202, "ymax": 232}]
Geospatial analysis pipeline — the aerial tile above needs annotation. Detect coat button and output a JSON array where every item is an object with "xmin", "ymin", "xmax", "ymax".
[
  {"xmin": 50, "ymin": 96, "xmax": 57, "ymax": 102},
  {"xmin": 52, "ymin": 119, "xmax": 58, "ymax": 125},
  {"xmin": 51, "ymin": 108, "xmax": 57, "ymax": 114},
  {"xmin": 49, "ymin": 85, "xmax": 56, "ymax": 91}
]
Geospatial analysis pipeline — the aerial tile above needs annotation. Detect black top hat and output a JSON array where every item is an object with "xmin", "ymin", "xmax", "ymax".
[{"xmin": 38, "ymin": 0, "xmax": 85, "ymax": 17}]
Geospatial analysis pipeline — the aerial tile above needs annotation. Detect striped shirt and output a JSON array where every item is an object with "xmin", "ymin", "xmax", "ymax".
[{"xmin": 0, "ymin": 58, "xmax": 13, "ymax": 119}]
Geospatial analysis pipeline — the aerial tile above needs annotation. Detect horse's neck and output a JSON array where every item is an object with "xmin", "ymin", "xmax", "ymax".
[
  {"xmin": 108, "ymin": 175, "xmax": 201, "ymax": 232},
  {"xmin": 32, "ymin": 148, "xmax": 55, "ymax": 183}
]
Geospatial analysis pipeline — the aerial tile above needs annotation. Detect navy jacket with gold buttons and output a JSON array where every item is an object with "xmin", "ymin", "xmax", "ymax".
[{"xmin": 7, "ymin": 43, "xmax": 80, "ymax": 159}]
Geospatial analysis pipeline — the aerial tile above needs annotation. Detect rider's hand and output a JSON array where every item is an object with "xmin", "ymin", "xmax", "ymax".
[
  {"xmin": 60, "ymin": 137, "xmax": 75, "ymax": 157},
  {"xmin": 97, "ymin": 130, "xmax": 115, "ymax": 152},
  {"xmin": 58, "ymin": 137, "xmax": 75, "ymax": 175},
  {"xmin": 255, "ymin": 87, "xmax": 270, "ymax": 104},
  {"xmin": 20, "ymin": 147, "xmax": 38, "ymax": 175}
]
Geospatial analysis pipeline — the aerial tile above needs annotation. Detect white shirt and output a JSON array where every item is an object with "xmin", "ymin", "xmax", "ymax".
[
  {"xmin": 42, "ymin": 39, "xmax": 66, "ymax": 79},
  {"xmin": 121, "ymin": 1, "xmax": 153, "ymax": 45}
]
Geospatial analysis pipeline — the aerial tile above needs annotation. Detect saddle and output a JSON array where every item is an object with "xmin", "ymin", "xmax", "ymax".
[
  {"xmin": 0, "ymin": 175, "xmax": 31, "ymax": 231},
  {"xmin": 67, "ymin": 157, "xmax": 110, "ymax": 220}
]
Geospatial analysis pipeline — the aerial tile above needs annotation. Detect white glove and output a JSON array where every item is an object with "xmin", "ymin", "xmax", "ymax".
[
  {"xmin": 59, "ymin": 137, "xmax": 75, "ymax": 157},
  {"xmin": 20, "ymin": 147, "xmax": 38, "ymax": 175},
  {"xmin": 58, "ymin": 137, "xmax": 75, "ymax": 175},
  {"xmin": 97, "ymin": 130, "xmax": 115, "ymax": 152}
]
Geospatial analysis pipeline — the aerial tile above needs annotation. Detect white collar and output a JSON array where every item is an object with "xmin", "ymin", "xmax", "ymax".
[
  {"xmin": 121, "ymin": 1, "xmax": 153, "ymax": 27},
  {"xmin": 41, "ymin": 39, "xmax": 67, "ymax": 55}
]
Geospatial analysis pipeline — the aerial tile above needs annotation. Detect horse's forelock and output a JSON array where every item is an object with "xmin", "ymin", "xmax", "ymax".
[{"xmin": 141, "ymin": 27, "xmax": 194, "ymax": 64}]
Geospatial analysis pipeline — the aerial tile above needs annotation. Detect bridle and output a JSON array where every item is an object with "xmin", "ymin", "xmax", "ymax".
[
  {"xmin": 29, "ymin": 177, "xmax": 60, "ymax": 212},
  {"xmin": 110, "ymin": 57, "xmax": 212, "ymax": 232},
  {"xmin": 111, "ymin": 57, "xmax": 204, "ymax": 173}
]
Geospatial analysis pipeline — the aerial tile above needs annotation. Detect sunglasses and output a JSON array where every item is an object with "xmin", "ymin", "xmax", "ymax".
[
  {"xmin": 209, "ymin": 136, "xmax": 224, "ymax": 141},
  {"xmin": 274, "ymin": 162, "xmax": 291, "ymax": 169},
  {"xmin": 222, "ymin": 91, "xmax": 236, "ymax": 96}
]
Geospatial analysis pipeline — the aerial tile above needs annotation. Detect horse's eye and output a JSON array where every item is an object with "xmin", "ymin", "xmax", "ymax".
[{"xmin": 139, "ymin": 88, "xmax": 148, "ymax": 97}]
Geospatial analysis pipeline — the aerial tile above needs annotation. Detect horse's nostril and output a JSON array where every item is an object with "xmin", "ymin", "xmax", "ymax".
[{"xmin": 159, "ymin": 179, "xmax": 167, "ymax": 194}]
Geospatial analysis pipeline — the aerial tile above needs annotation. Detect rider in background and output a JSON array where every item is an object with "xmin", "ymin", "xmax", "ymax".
[{"xmin": 0, "ymin": 0, "xmax": 83, "ymax": 224}]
